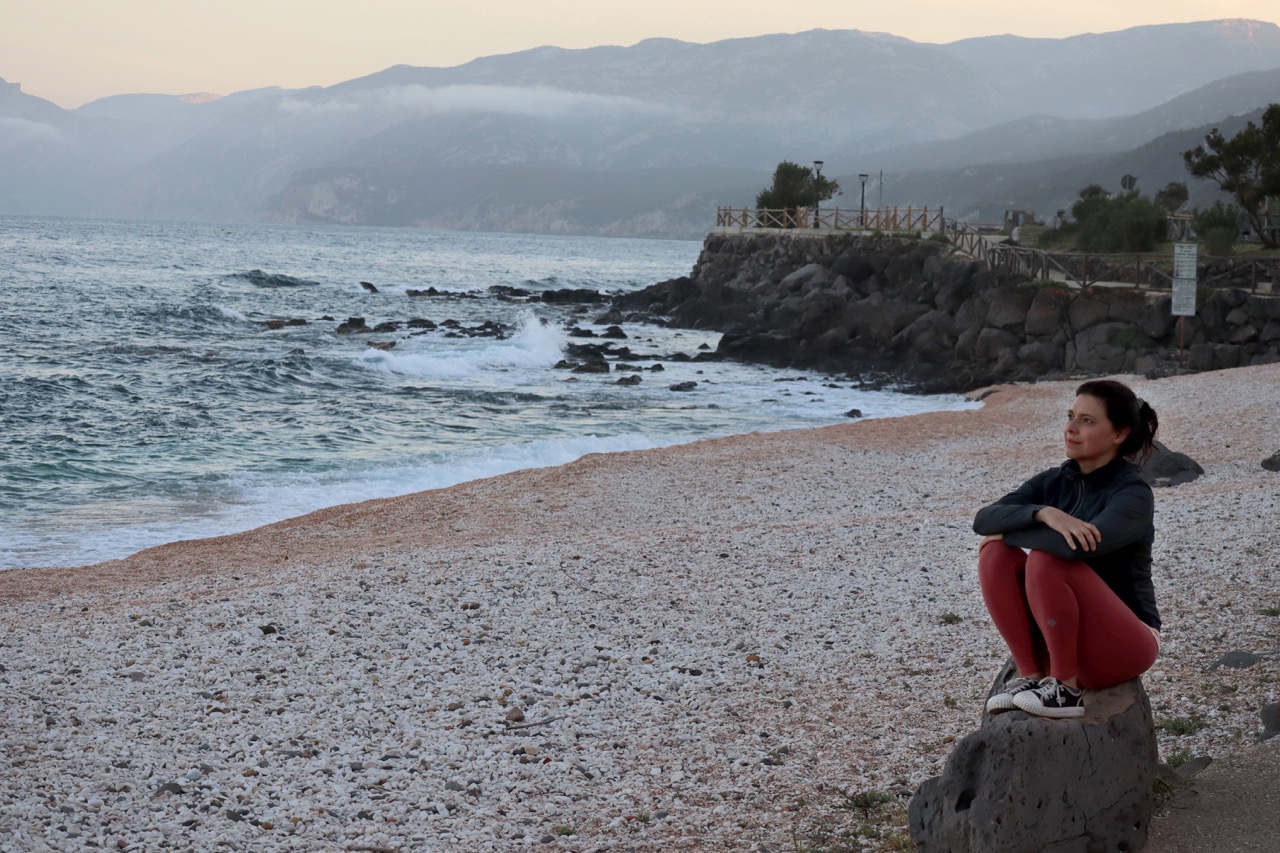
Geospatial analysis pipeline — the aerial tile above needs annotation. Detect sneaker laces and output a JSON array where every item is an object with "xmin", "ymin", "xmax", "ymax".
[
  {"xmin": 1035, "ymin": 677, "xmax": 1078, "ymax": 702},
  {"xmin": 1002, "ymin": 675, "xmax": 1039, "ymax": 695}
]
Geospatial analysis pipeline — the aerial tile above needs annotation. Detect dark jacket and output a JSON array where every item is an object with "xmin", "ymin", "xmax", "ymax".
[{"xmin": 973, "ymin": 456, "xmax": 1160, "ymax": 630}]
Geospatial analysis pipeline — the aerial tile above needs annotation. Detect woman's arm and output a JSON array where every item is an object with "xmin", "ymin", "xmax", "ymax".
[
  {"xmin": 1002, "ymin": 481, "xmax": 1153, "ymax": 560},
  {"xmin": 972, "ymin": 469, "xmax": 1052, "ymax": 535}
]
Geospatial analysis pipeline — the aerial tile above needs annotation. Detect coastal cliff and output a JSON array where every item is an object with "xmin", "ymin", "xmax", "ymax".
[{"xmin": 616, "ymin": 233, "xmax": 1280, "ymax": 391}]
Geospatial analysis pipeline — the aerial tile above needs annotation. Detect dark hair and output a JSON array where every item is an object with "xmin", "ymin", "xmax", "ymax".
[{"xmin": 1075, "ymin": 379, "xmax": 1159, "ymax": 462}]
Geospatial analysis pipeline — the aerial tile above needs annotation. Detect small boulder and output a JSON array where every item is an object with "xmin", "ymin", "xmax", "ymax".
[
  {"xmin": 1141, "ymin": 441, "xmax": 1204, "ymax": 487},
  {"xmin": 1262, "ymin": 451, "xmax": 1280, "ymax": 472},
  {"xmin": 360, "ymin": 281, "xmax": 379, "ymax": 293},
  {"xmin": 909, "ymin": 658, "xmax": 1157, "ymax": 852},
  {"xmin": 669, "ymin": 381, "xmax": 697, "ymax": 392},
  {"xmin": 1261, "ymin": 702, "xmax": 1280, "ymax": 741}
]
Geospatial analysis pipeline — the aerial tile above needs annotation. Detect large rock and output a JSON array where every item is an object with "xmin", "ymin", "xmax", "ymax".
[
  {"xmin": 909, "ymin": 660, "xmax": 1157, "ymax": 853},
  {"xmin": 1024, "ymin": 285, "xmax": 1072, "ymax": 336}
]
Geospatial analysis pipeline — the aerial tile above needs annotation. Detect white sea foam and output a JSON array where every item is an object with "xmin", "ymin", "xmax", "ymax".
[
  {"xmin": 214, "ymin": 304, "xmax": 250, "ymax": 323},
  {"xmin": 354, "ymin": 314, "xmax": 566, "ymax": 379}
]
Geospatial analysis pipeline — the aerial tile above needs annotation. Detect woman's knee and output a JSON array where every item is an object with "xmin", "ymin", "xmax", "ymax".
[{"xmin": 978, "ymin": 542, "xmax": 1024, "ymax": 583}]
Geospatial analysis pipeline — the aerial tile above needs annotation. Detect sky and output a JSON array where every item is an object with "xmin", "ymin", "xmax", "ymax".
[{"xmin": 3, "ymin": 0, "xmax": 1278, "ymax": 109}]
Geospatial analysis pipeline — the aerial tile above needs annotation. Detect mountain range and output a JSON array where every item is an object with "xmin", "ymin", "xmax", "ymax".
[{"xmin": 2, "ymin": 18, "xmax": 1278, "ymax": 237}]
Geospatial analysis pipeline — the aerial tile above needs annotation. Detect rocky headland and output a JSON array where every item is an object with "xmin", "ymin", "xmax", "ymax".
[{"xmin": 613, "ymin": 232, "xmax": 1280, "ymax": 392}]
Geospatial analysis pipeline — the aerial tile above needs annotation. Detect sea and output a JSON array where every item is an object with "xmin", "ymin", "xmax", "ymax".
[{"xmin": 0, "ymin": 215, "xmax": 979, "ymax": 570}]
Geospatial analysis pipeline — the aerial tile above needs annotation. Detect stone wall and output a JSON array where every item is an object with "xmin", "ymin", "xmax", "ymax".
[{"xmin": 616, "ymin": 232, "xmax": 1280, "ymax": 391}]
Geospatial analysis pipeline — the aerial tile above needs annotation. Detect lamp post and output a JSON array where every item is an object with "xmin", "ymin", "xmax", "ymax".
[
  {"xmin": 813, "ymin": 160, "xmax": 823, "ymax": 229},
  {"xmin": 859, "ymin": 173, "xmax": 869, "ymax": 228}
]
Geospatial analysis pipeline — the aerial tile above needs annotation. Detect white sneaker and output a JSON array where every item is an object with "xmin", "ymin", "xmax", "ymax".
[
  {"xmin": 985, "ymin": 675, "xmax": 1041, "ymax": 713},
  {"xmin": 1012, "ymin": 677, "xmax": 1085, "ymax": 719}
]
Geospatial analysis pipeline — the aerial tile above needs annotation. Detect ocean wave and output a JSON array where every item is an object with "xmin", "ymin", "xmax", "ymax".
[
  {"xmin": 225, "ymin": 269, "xmax": 320, "ymax": 288},
  {"xmin": 354, "ymin": 314, "xmax": 565, "ymax": 379}
]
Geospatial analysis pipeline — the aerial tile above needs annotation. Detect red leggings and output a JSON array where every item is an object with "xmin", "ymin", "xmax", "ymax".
[{"xmin": 978, "ymin": 542, "xmax": 1158, "ymax": 689}]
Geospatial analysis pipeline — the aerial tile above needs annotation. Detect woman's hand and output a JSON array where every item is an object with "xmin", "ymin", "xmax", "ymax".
[
  {"xmin": 1034, "ymin": 506, "xmax": 1101, "ymax": 551},
  {"xmin": 978, "ymin": 534, "xmax": 1003, "ymax": 551}
]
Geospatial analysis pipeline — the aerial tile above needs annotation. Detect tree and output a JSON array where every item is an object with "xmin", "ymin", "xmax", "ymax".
[
  {"xmin": 1153, "ymin": 181, "xmax": 1189, "ymax": 213},
  {"xmin": 1193, "ymin": 200, "xmax": 1241, "ymax": 256},
  {"xmin": 1070, "ymin": 187, "xmax": 1166, "ymax": 253},
  {"xmin": 755, "ymin": 161, "xmax": 840, "ymax": 213},
  {"xmin": 1183, "ymin": 103, "xmax": 1280, "ymax": 248}
]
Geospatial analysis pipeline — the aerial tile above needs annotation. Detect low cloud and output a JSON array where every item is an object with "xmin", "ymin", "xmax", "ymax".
[
  {"xmin": 280, "ymin": 84, "xmax": 675, "ymax": 120},
  {"xmin": 0, "ymin": 117, "xmax": 67, "ymax": 146}
]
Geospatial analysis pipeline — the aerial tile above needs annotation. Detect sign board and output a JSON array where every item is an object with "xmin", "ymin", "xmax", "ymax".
[{"xmin": 1172, "ymin": 242, "xmax": 1197, "ymax": 317}]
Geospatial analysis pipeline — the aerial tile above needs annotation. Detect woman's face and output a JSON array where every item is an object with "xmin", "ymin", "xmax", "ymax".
[{"xmin": 1064, "ymin": 394, "xmax": 1129, "ymax": 472}]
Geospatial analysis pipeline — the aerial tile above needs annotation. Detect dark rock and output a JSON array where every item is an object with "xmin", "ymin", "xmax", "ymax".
[
  {"xmin": 259, "ymin": 624, "xmax": 278, "ymax": 635},
  {"xmin": 649, "ymin": 363, "xmax": 665, "ymax": 371},
  {"xmin": 601, "ymin": 325, "xmax": 628, "ymax": 339},
  {"xmin": 1108, "ymin": 289, "xmax": 1147, "ymax": 324},
  {"xmin": 1261, "ymin": 702, "xmax": 1280, "ymax": 741},
  {"xmin": 613, "ymin": 233, "xmax": 1273, "ymax": 390},
  {"xmin": 238, "ymin": 269, "xmax": 317, "ymax": 288},
  {"xmin": 1141, "ymin": 441, "xmax": 1205, "ymax": 487},
  {"xmin": 372, "ymin": 322, "xmax": 399, "ymax": 333},
  {"xmin": 616, "ymin": 375, "xmax": 642, "ymax": 386},
  {"xmin": 1068, "ymin": 291, "xmax": 1111, "ymax": 332},
  {"xmin": 1138, "ymin": 295, "xmax": 1176, "ymax": 339},
  {"xmin": 1023, "ymin": 285, "xmax": 1072, "ymax": 336},
  {"xmin": 974, "ymin": 327, "xmax": 1020, "ymax": 364},
  {"xmin": 335, "ymin": 317, "xmax": 368, "ymax": 334},
  {"xmin": 844, "ymin": 409, "xmax": 863, "ymax": 418},
  {"xmin": 541, "ymin": 288, "xmax": 606, "ymax": 304},
  {"xmin": 405, "ymin": 286, "xmax": 442, "ymax": 297},
  {"xmin": 367, "ymin": 341, "xmax": 396, "ymax": 351},
  {"xmin": 568, "ymin": 327, "xmax": 597, "ymax": 338},
  {"xmin": 154, "ymin": 782, "xmax": 185, "ymax": 796},
  {"xmin": 986, "ymin": 283, "xmax": 1034, "ymax": 331},
  {"xmin": 1208, "ymin": 650, "xmax": 1261, "ymax": 670},
  {"xmin": 669, "ymin": 381, "xmax": 698, "ymax": 391},
  {"xmin": 285, "ymin": 318, "xmax": 307, "ymax": 327},
  {"xmin": 406, "ymin": 318, "xmax": 437, "ymax": 330},
  {"xmin": 909, "ymin": 659, "xmax": 1156, "ymax": 853},
  {"xmin": 572, "ymin": 360, "xmax": 610, "ymax": 374},
  {"xmin": 262, "ymin": 319, "xmax": 288, "ymax": 330},
  {"xmin": 1262, "ymin": 451, "xmax": 1280, "ymax": 472},
  {"xmin": 360, "ymin": 281, "xmax": 379, "ymax": 293}
]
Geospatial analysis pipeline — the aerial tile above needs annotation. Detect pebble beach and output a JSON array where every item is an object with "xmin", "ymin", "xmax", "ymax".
[{"xmin": 2, "ymin": 364, "xmax": 1278, "ymax": 852}]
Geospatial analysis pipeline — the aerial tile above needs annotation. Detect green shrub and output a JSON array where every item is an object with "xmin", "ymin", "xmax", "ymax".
[
  {"xmin": 1194, "ymin": 201, "xmax": 1240, "ymax": 256},
  {"xmin": 1203, "ymin": 227, "xmax": 1236, "ymax": 256},
  {"xmin": 1071, "ymin": 190, "xmax": 1166, "ymax": 252},
  {"xmin": 1158, "ymin": 716, "xmax": 1207, "ymax": 735}
]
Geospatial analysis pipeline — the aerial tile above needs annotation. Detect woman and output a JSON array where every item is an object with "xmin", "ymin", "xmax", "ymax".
[{"xmin": 974, "ymin": 379, "xmax": 1161, "ymax": 719}]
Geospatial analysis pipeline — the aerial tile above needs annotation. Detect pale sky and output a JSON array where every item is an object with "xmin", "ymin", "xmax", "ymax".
[{"xmin": 3, "ymin": 0, "xmax": 1278, "ymax": 109}]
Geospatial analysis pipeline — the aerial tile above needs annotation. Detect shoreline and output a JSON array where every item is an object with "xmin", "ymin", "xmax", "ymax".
[{"xmin": 2, "ymin": 365, "xmax": 1277, "ymax": 850}]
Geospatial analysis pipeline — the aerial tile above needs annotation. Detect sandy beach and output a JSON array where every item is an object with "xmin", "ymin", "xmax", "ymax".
[{"xmin": 2, "ymin": 364, "xmax": 1278, "ymax": 851}]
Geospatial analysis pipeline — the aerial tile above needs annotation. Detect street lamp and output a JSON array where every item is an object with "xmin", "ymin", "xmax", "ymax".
[
  {"xmin": 813, "ymin": 160, "xmax": 824, "ymax": 229},
  {"xmin": 859, "ymin": 173, "xmax": 869, "ymax": 227}
]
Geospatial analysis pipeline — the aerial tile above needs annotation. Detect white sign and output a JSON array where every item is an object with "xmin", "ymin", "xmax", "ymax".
[
  {"xmin": 1171, "ymin": 242, "xmax": 1197, "ymax": 317},
  {"xmin": 1172, "ymin": 279, "xmax": 1197, "ymax": 316}
]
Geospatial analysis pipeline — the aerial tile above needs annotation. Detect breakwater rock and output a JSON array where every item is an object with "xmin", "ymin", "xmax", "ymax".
[{"xmin": 615, "ymin": 233, "xmax": 1280, "ymax": 392}]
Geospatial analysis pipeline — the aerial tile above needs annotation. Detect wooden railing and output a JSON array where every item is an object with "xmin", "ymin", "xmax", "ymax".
[
  {"xmin": 716, "ymin": 206, "xmax": 944, "ymax": 233},
  {"xmin": 947, "ymin": 220, "xmax": 1278, "ymax": 293}
]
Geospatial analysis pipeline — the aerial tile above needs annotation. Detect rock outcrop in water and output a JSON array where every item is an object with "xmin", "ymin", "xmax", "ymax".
[{"xmin": 615, "ymin": 233, "xmax": 1280, "ymax": 391}]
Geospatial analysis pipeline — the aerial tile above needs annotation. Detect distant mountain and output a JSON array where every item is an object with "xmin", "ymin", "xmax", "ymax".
[
  {"xmin": 859, "ymin": 67, "xmax": 1280, "ymax": 172},
  {"xmin": 877, "ymin": 108, "xmax": 1269, "ymax": 224},
  {"xmin": 1, "ymin": 20, "xmax": 1278, "ymax": 236}
]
